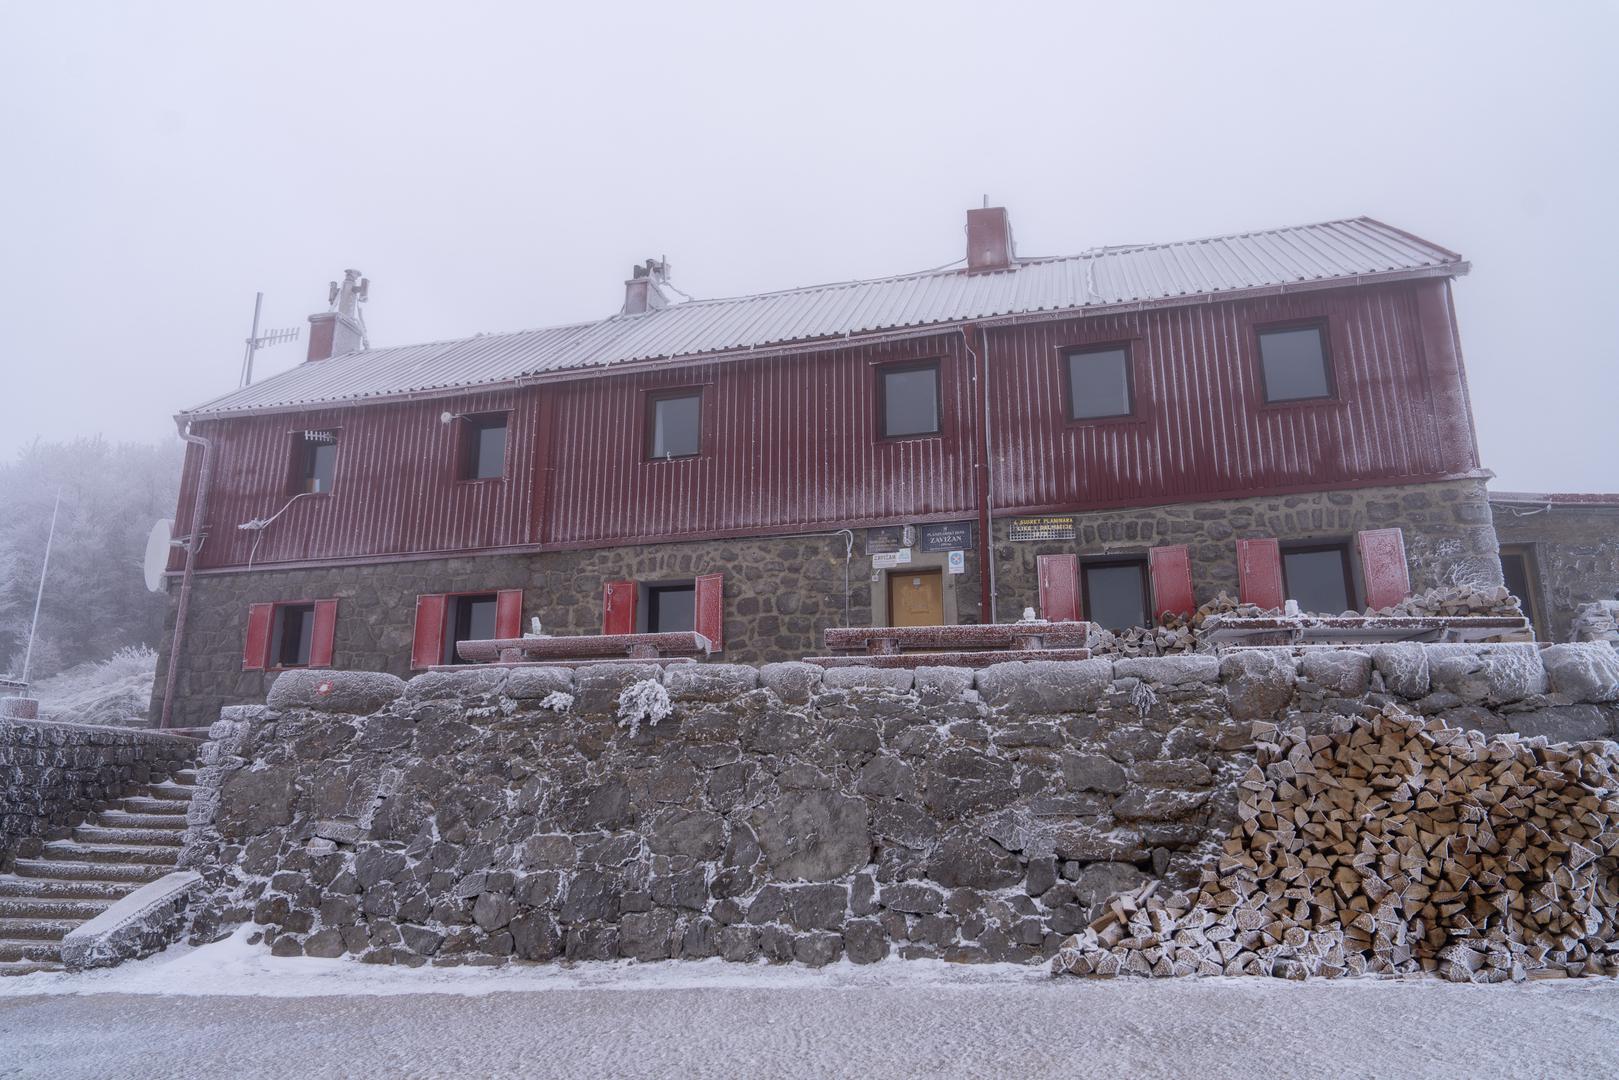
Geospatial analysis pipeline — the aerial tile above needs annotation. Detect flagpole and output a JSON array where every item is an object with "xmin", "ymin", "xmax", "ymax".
[{"xmin": 20, "ymin": 489, "xmax": 61, "ymax": 687}]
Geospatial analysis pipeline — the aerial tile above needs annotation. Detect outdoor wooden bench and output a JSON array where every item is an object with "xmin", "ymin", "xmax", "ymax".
[
  {"xmin": 1201, "ymin": 614, "xmax": 1533, "ymax": 650},
  {"xmin": 804, "ymin": 622, "xmax": 1093, "ymax": 668},
  {"xmin": 449, "ymin": 631, "xmax": 714, "ymax": 668}
]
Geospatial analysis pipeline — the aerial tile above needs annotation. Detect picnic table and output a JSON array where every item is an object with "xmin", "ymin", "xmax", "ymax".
[
  {"xmin": 1200, "ymin": 614, "xmax": 1533, "ymax": 649},
  {"xmin": 804, "ymin": 622, "xmax": 1093, "ymax": 668},
  {"xmin": 451, "ymin": 631, "xmax": 713, "ymax": 668}
]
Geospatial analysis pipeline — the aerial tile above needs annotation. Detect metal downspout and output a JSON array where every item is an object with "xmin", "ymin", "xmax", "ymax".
[
  {"xmin": 159, "ymin": 422, "xmax": 212, "ymax": 730},
  {"xmin": 964, "ymin": 323, "xmax": 997, "ymax": 623}
]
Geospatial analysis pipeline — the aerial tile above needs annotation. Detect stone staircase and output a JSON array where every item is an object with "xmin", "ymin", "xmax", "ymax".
[{"xmin": 0, "ymin": 768, "xmax": 197, "ymax": 976}]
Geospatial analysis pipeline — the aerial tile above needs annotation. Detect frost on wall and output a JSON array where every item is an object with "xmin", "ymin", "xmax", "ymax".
[
  {"xmin": 616, "ymin": 679, "xmax": 671, "ymax": 737},
  {"xmin": 538, "ymin": 691, "xmax": 575, "ymax": 713}
]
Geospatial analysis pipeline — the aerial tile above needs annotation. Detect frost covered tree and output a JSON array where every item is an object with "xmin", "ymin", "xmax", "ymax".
[{"xmin": 0, "ymin": 437, "xmax": 182, "ymax": 679}]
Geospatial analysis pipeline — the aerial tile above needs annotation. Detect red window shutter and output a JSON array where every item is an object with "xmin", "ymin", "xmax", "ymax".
[
  {"xmin": 1237, "ymin": 538, "xmax": 1284, "ymax": 611},
  {"xmin": 1358, "ymin": 528, "xmax": 1411, "ymax": 610},
  {"xmin": 243, "ymin": 603, "xmax": 274, "ymax": 671},
  {"xmin": 308, "ymin": 599, "xmax": 339, "ymax": 668},
  {"xmin": 694, "ymin": 573, "xmax": 724, "ymax": 652},
  {"xmin": 603, "ymin": 580, "xmax": 637, "ymax": 636},
  {"xmin": 1148, "ymin": 545, "xmax": 1196, "ymax": 621},
  {"xmin": 495, "ymin": 589, "xmax": 524, "ymax": 639},
  {"xmin": 412, "ymin": 593, "xmax": 448, "ymax": 670},
  {"xmin": 1037, "ymin": 554, "xmax": 1080, "ymax": 622}
]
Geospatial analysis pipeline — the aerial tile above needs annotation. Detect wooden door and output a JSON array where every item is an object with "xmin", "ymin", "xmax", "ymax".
[{"xmin": 888, "ymin": 569, "xmax": 944, "ymax": 627}]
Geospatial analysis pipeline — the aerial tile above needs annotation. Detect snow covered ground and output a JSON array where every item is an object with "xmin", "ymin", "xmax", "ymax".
[{"xmin": 1, "ymin": 928, "xmax": 1616, "ymax": 1078}]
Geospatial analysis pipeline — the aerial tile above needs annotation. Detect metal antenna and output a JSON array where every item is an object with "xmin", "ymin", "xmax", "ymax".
[
  {"xmin": 20, "ymin": 489, "xmax": 61, "ymax": 687},
  {"xmin": 239, "ymin": 292, "xmax": 302, "ymax": 387}
]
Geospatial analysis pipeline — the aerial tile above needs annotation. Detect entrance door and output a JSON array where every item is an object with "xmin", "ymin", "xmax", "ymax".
[{"xmin": 888, "ymin": 568, "xmax": 944, "ymax": 627}]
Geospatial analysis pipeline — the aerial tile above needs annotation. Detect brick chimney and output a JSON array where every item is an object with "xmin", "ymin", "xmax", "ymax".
[
  {"xmin": 966, "ymin": 207, "xmax": 1014, "ymax": 273},
  {"xmin": 622, "ymin": 258, "xmax": 673, "ymax": 316},
  {"xmin": 307, "ymin": 269, "xmax": 368, "ymax": 361}
]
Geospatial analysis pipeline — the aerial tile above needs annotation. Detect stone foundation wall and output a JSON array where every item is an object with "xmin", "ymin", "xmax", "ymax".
[
  {"xmin": 153, "ymin": 478, "xmax": 1498, "ymax": 730},
  {"xmin": 0, "ymin": 718, "xmax": 197, "ymax": 869},
  {"xmin": 179, "ymin": 642, "xmax": 1618, "ymax": 967},
  {"xmin": 1492, "ymin": 501, "xmax": 1619, "ymax": 642}
]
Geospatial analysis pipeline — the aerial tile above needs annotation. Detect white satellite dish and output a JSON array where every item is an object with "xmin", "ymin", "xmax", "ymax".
[{"xmin": 143, "ymin": 519, "xmax": 174, "ymax": 593}]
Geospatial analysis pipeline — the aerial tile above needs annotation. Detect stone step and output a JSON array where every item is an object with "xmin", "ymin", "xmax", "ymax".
[
  {"xmin": 94, "ymin": 811, "xmax": 188, "ymax": 831},
  {"xmin": 12, "ymin": 859, "xmax": 170, "ymax": 884},
  {"xmin": 0, "ymin": 918, "xmax": 75, "ymax": 941},
  {"xmin": 71, "ymin": 825, "xmax": 185, "ymax": 847},
  {"xmin": 0, "ymin": 896, "xmax": 111, "ymax": 921},
  {"xmin": 40, "ymin": 840, "xmax": 181, "ymax": 866},
  {"xmin": 129, "ymin": 782, "xmax": 196, "ymax": 803},
  {"xmin": 0, "ymin": 877, "xmax": 133, "ymax": 901},
  {"xmin": 0, "ymin": 959, "xmax": 63, "ymax": 976},
  {"xmin": 115, "ymin": 796, "xmax": 191, "ymax": 816},
  {"xmin": 0, "ymin": 939, "xmax": 63, "ymax": 964}
]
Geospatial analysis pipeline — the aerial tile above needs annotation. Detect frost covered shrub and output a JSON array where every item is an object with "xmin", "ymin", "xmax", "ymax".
[
  {"xmin": 538, "ymin": 690, "xmax": 574, "ymax": 713},
  {"xmin": 33, "ymin": 645, "xmax": 157, "ymax": 727},
  {"xmin": 616, "ymin": 679, "xmax": 671, "ymax": 737}
]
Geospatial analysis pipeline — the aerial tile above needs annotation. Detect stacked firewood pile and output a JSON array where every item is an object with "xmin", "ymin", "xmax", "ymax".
[
  {"xmin": 1370, "ymin": 583, "xmax": 1525, "ymax": 620},
  {"xmin": 1053, "ymin": 706, "xmax": 1619, "ymax": 982}
]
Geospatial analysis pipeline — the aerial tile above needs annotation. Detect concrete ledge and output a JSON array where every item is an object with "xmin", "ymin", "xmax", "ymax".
[{"xmin": 61, "ymin": 870, "xmax": 203, "ymax": 971}]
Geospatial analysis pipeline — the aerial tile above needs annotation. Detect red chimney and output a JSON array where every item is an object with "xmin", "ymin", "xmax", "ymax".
[
  {"xmin": 307, "ymin": 269, "xmax": 368, "ymax": 361},
  {"xmin": 966, "ymin": 207, "xmax": 1014, "ymax": 273}
]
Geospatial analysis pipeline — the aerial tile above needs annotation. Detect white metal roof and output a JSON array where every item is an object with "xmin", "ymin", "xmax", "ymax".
[{"xmin": 181, "ymin": 217, "xmax": 1466, "ymax": 418}]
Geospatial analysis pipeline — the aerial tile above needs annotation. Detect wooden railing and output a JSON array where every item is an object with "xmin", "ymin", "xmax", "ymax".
[
  {"xmin": 806, "ymin": 621, "xmax": 1094, "ymax": 668},
  {"xmin": 453, "ymin": 631, "xmax": 713, "ymax": 667}
]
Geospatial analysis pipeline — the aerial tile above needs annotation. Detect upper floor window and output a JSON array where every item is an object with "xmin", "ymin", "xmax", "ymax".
[
  {"xmin": 1281, "ymin": 542, "xmax": 1355, "ymax": 614},
  {"xmin": 294, "ymin": 430, "xmax": 338, "ymax": 494},
  {"xmin": 879, "ymin": 362, "xmax": 940, "ymax": 438},
  {"xmin": 1257, "ymin": 324, "xmax": 1333, "ymax": 402},
  {"xmin": 459, "ymin": 413, "xmax": 508, "ymax": 480},
  {"xmin": 1082, "ymin": 558, "xmax": 1150, "ymax": 630},
  {"xmin": 1065, "ymin": 346, "xmax": 1133, "ymax": 420},
  {"xmin": 272, "ymin": 602, "xmax": 316, "ymax": 667},
  {"xmin": 648, "ymin": 391, "xmax": 702, "ymax": 459}
]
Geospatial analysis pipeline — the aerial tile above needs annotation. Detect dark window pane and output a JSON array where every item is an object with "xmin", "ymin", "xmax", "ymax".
[
  {"xmin": 1084, "ymin": 562, "xmax": 1148, "ymax": 630},
  {"xmin": 1067, "ymin": 348, "xmax": 1132, "ymax": 419},
  {"xmin": 1500, "ymin": 552, "xmax": 1534, "ymax": 617},
  {"xmin": 275, "ymin": 604, "xmax": 314, "ymax": 667},
  {"xmin": 1283, "ymin": 547, "xmax": 1352, "ymax": 614},
  {"xmin": 469, "ymin": 418, "xmax": 507, "ymax": 479},
  {"xmin": 1258, "ymin": 327, "xmax": 1331, "ymax": 401},
  {"xmin": 446, "ymin": 594, "xmax": 498, "ymax": 664},
  {"xmin": 651, "ymin": 395, "xmax": 701, "ymax": 458},
  {"xmin": 882, "ymin": 366, "xmax": 939, "ymax": 437},
  {"xmin": 300, "ymin": 434, "xmax": 338, "ymax": 493},
  {"xmin": 648, "ymin": 585, "xmax": 696, "ymax": 633}
]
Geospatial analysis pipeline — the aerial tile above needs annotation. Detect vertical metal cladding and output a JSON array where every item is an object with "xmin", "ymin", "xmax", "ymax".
[{"xmin": 170, "ymin": 280, "xmax": 1476, "ymax": 570}]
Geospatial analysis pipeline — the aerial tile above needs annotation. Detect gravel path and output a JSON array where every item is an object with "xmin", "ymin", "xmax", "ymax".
[{"xmin": 4, "ymin": 974, "xmax": 1619, "ymax": 1079}]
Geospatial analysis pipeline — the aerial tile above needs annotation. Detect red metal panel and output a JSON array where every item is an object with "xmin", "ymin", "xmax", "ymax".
[
  {"xmin": 1148, "ymin": 545, "xmax": 1195, "ymax": 620},
  {"xmin": 694, "ymin": 573, "xmax": 724, "ymax": 652},
  {"xmin": 1037, "ymin": 554, "xmax": 1079, "ymax": 622},
  {"xmin": 495, "ymin": 589, "xmax": 524, "ymax": 639},
  {"xmin": 1357, "ymin": 528, "xmax": 1412, "ymax": 610},
  {"xmin": 411, "ymin": 593, "xmax": 447, "ymax": 671},
  {"xmin": 1237, "ymin": 538, "xmax": 1284, "ymax": 610},
  {"xmin": 242, "ymin": 603, "xmax": 274, "ymax": 670},
  {"xmin": 308, "ymin": 599, "xmax": 339, "ymax": 668},
  {"xmin": 603, "ymin": 580, "xmax": 636, "ymax": 636}
]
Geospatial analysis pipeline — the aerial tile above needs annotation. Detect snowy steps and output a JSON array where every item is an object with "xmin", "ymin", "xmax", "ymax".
[{"xmin": 0, "ymin": 768, "xmax": 196, "ymax": 976}]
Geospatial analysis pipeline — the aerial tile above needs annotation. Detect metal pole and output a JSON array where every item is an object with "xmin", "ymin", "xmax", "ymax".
[
  {"xmin": 20, "ymin": 490, "xmax": 61, "ymax": 687},
  {"xmin": 240, "ymin": 291, "xmax": 264, "ymax": 387}
]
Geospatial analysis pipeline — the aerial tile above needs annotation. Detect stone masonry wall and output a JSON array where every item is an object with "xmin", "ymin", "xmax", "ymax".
[
  {"xmin": 178, "ymin": 642, "xmax": 1619, "ymax": 968},
  {"xmin": 153, "ymin": 478, "xmax": 1496, "ymax": 730},
  {"xmin": 0, "ymin": 718, "xmax": 197, "ymax": 869},
  {"xmin": 1492, "ymin": 501, "xmax": 1619, "ymax": 642}
]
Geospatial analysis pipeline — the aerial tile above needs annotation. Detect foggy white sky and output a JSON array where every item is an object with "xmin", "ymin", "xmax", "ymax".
[{"xmin": 2, "ymin": 1, "xmax": 1614, "ymax": 493}]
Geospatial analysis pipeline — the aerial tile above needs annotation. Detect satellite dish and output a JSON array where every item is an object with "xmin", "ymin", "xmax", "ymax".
[{"xmin": 143, "ymin": 519, "xmax": 174, "ymax": 593}]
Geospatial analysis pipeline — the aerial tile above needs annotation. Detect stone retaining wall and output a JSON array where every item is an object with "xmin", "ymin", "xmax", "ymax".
[
  {"xmin": 179, "ymin": 642, "xmax": 1619, "ymax": 967},
  {"xmin": 0, "ymin": 718, "xmax": 197, "ymax": 869}
]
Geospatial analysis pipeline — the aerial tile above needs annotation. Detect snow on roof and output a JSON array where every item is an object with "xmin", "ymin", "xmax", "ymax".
[{"xmin": 181, "ymin": 216, "xmax": 1466, "ymax": 419}]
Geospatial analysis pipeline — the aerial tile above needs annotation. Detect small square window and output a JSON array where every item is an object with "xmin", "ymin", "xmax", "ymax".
[
  {"xmin": 460, "ymin": 415, "xmax": 508, "ymax": 480},
  {"xmin": 1281, "ymin": 544, "xmax": 1355, "ymax": 614},
  {"xmin": 1258, "ymin": 325, "xmax": 1332, "ymax": 402},
  {"xmin": 1065, "ymin": 346, "xmax": 1133, "ymax": 420},
  {"xmin": 294, "ymin": 431, "xmax": 338, "ymax": 494},
  {"xmin": 646, "ymin": 583, "xmax": 696, "ymax": 633},
  {"xmin": 272, "ymin": 603, "xmax": 316, "ymax": 667},
  {"xmin": 444, "ymin": 593, "xmax": 498, "ymax": 665},
  {"xmin": 880, "ymin": 363, "xmax": 940, "ymax": 438},
  {"xmin": 1083, "ymin": 559, "xmax": 1149, "ymax": 630},
  {"xmin": 648, "ymin": 392, "xmax": 702, "ymax": 459}
]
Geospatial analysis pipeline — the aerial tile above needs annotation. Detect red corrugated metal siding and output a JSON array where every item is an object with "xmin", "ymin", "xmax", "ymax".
[{"xmin": 984, "ymin": 283, "xmax": 1470, "ymax": 513}]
